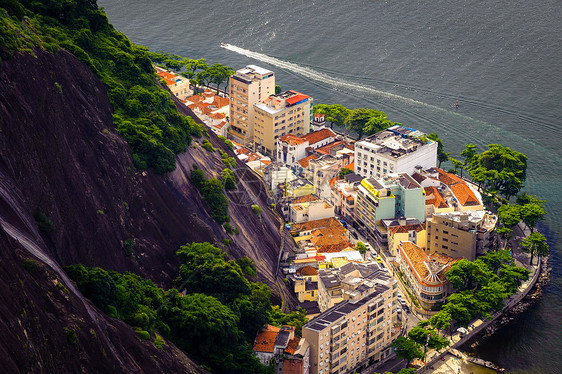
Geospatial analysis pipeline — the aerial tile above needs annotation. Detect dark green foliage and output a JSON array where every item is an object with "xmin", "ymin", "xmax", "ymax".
[
  {"xmin": 223, "ymin": 222, "xmax": 234, "ymax": 234},
  {"xmin": 466, "ymin": 144, "xmax": 527, "ymax": 200},
  {"xmin": 190, "ymin": 169, "xmax": 230, "ymax": 224},
  {"xmin": 251, "ymin": 204, "xmax": 261, "ymax": 215},
  {"xmin": 64, "ymin": 327, "xmax": 77, "ymax": 347},
  {"xmin": 33, "ymin": 211, "xmax": 55, "ymax": 234},
  {"xmin": 221, "ymin": 168, "xmax": 237, "ymax": 190},
  {"xmin": 218, "ymin": 135, "xmax": 234, "ymax": 150},
  {"xmin": 21, "ymin": 259, "xmax": 38, "ymax": 273},
  {"xmin": 123, "ymin": 238, "xmax": 135, "ymax": 256},
  {"xmin": 427, "ymin": 133, "xmax": 449, "ymax": 168},
  {"xmin": 64, "ymin": 264, "xmax": 116, "ymax": 309},
  {"xmin": 392, "ymin": 336, "xmax": 425, "ymax": 367},
  {"xmin": 0, "ymin": 2, "xmax": 196, "ymax": 174},
  {"xmin": 65, "ymin": 240, "xmax": 301, "ymax": 373},
  {"xmin": 201, "ymin": 139, "xmax": 215, "ymax": 152},
  {"xmin": 339, "ymin": 168, "xmax": 353, "ymax": 179},
  {"xmin": 345, "ymin": 107, "xmax": 392, "ymax": 138},
  {"xmin": 269, "ymin": 306, "xmax": 308, "ymax": 336},
  {"xmin": 355, "ymin": 241, "xmax": 367, "ymax": 254},
  {"xmin": 498, "ymin": 203, "xmax": 521, "ymax": 227},
  {"xmin": 275, "ymin": 84, "xmax": 282, "ymax": 94},
  {"xmin": 236, "ymin": 257, "xmax": 257, "ymax": 277},
  {"xmin": 521, "ymin": 232, "xmax": 549, "ymax": 265}
]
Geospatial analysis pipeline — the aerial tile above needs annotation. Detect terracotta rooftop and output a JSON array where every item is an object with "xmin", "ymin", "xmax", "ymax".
[
  {"xmin": 253, "ymin": 325, "xmax": 281, "ymax": 353},
  {"xmin": 297, "ymin": 154, "xmax": 318, "ymax": 168},
  {"xmin": 208, "ymin": 112, "xmax": 226, "ymax": 120},
  {"xmin": 317, "ymin": 241, "xmax": 354, "ymax": 253},
  {"xmin": 329, "ymin": 176, "xmax": 340, "ymax": 188},
  {"xmin": 302, "ymin": 128, "xmax": 336, "ymax": 146},
  {"xmin": 286, "ymin": 91, "xmax": 311, "ymax": 106},
  {"xmin": 284, "ymin": 336, "xmax": 301, "ymax": 355},
  {"xmin": 291, "ymin": 194, "xmax": 321, "ymax": 204},
  {"xmin": 424, "ymin": 186, "xmax": 449, "ymax": 208},
  {"xmin": 297, "ymin": 266, "xmax": 318, "ymax": 276},
  {"xmin": 280, "ymin": 133, "xmax": 307, "ymax": 146},
  {"xmin": 388, "ymin": 223, "xmax": 426, "ymax": 235},
  {"xmin": 450, "ymin": 183, "xmax": 480, "ymax": 206},
  {"xmin": 290, "ymin": 217, "xmax": 342, "ymax": 233},
  {"xmin": 344, "ymin": 162, "xmax": 354, "ymax": 170},
  {"xmin": 435, "ymin": 168, "xmax": 465, "ymax": 186},
  {"xmin": 315, "ymin": 140, "xmax": 354, "ymax": 155},
  {"xmin": 399, "ymin": 242, "xmax": 461, "ymax": 287}
]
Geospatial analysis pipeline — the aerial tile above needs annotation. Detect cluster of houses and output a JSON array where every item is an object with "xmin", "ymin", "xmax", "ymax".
[{"xmin": 156, "ymin": 64, "xmax": 499, "ymax": 374}]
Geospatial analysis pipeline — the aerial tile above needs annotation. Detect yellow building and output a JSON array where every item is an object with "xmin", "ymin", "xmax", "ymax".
[
  {"xmin": 228, "ymin": 65, "xmax": 275, "ymax": 146},
  {"xmin": 254, "ymin": 90, "xmax": 312, "ymax": 156},
  {"xmin": 426, "ymin": 210, "xmax": 497, "ymax": 260},
  {"xmin": 387, "ymin": 222, "xmax": 427, "ymax": 256},
  {"xmin": 294, "ymin": 266, "xmax": 319, "ymax": 303}
]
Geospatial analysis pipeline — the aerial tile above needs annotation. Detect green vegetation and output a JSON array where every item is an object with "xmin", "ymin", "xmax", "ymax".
[
  {"xmin": 427, "ymin": 133, "xmax": 449, "ymax": 168},
  {"xmin": 275, "ymin": 84, "xmax": 282, "ymax": 94},
  {"xmin": 313, "ymin": 104, "xmax": 397, "ymax": 138},
  {"xmin": 21, "ymin": 259, "xmax": 38, "ymax": 273},
  {"xmin": 521, "ymin": 232, "xmax": 549, "ymax": 265},
  {"xmin": 218, "ymin": 135, "xmax": 234, "ymax": 150},
  {"xmin": 392, "ymin": 336, "xmax": 425, "ymax": 368},
  {"xmin": 201, "ymin": 139, "xmax": 215, "ymax": 152},
  {"xmin": 33, "ymin": 211, "xmax": 55, "ymax": 234},
  {"xmin": 0, "ymin": 1, "xmax": 204, "ymax": 174},
  {"xmin": 251, "ymin": 204, "xmax": 261, "ymax": 215},
  {"xmin": 65, "ymin": 241, "xmax": 306, "ymax": 373},
  {"xmin": 236, "ymin": 257, "xmax": 257, "ymax": 277},
  {"xmin": 355, "ymin": 241, "xmax": 367, "ymax": 255},
  {"xmin": 190, "ymin": 168, "xmax": 230, "ymax": 224},
  {"xmin": 221, "ymin": 168, "xmax": 237, "ymax": 190},
  {"xmin": 64, "ymin": 327, "xmax": 77, "ymax": 347},
  {"xmin": 339, "ymin": 167, "xmax": 353, "ymax": 179}
]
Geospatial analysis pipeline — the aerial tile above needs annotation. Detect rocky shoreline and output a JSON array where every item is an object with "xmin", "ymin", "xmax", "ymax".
[{"xmin": 460, "ymin": 255, "xmax": 551, "ymax": 352}]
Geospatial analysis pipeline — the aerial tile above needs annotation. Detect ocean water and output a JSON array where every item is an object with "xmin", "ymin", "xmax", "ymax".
[{"xmin": 99, "ymin": 1, "xmax": 562, "ymax": 372}]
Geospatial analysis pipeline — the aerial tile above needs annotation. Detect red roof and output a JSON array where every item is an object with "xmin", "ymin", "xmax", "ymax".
[
  {"xmin": 302, "ymin": 128, "xmax": 336, "ymax": 146},
  {"xmin": 424, "ymin": 186, "xmax": 448, "ymax": 208},
  {"xmin": 280, "ymin": 133, "xmax": 307, "ymax": 146},
  {"xmin": 253, "ymin": 325, "xmax": 281, "ymax": 353},
  {"xmin": 284, "ymin": 336, "xmax": 301, "ymax": 355},
  {"xmin": 298, "ymin": 154, "xmax": 317, "ymax": 168},
  {"xmin": 286, "ymin": 91, "xmax": 310, "ymax": 106},
  {"xmin": 297, "ymin": 266, "xmax": 318, "ymax": 276}
]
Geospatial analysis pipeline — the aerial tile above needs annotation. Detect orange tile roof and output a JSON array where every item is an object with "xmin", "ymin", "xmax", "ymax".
[
  {"xmin": 284, "ymin": 336, "xmax": 301, "ymax": 355},
  {"xmin": 310, "ymin": 225, "xmax": 347, "ymax": 238},
  {"xmin": 253, "ymin": 325, "xmax": 281, "ymax": 353},
  {"xmin": 450, "ymin": 183, "xmax": 480, "ymax": 206},
  {"xmin": 389, "ymin": 223, "xmax": 426, "ymax": 235},
  {"xmin": 314, "ymin": 140, "xmax": 354, "ymax": 155},
  {"xmin": 435, "ymin": 168, "xmax": 465, "ymax": 186},
  {"xmin": 290, "ymin": 217, "xmax": 342, "ymax": 233},
  {"xmin": 291, "ymin": 194, "xmax": 321, "ymax": 204},
  {"xmin": 297, "ymin": 154, "xmax": 318, "ymax": 168},
  {"xmin": 213, "ymin": 96, "xmax": 230, "ymax": 108},
  {"xmin": 399, "ymin": 242, "xmax": 461, "ymax": 287},
  {"xmin": 345, "ymin": 195, "xmax": 354, "ymax": 202},
  {"xmin": 185, "ymin": 95, "xmax": 204, "ymax": 104},
  {"xmin": 317, "ymin": 241, "xmax": 354, "ymax": 253},
  {"xmin": 302, "ymin": 128, "xmax": 336, "ymax": 146},
  {"xmin": 286, "ymin": 91, "xmax": 311, "ymax": 105},
  {"xmin": 208, "ymin": 112, "xmax": 226, "ymax": 120},
  {"xmin": 297, "ymin": 266, "xmax": 318, "ymax": 276},
  {"xmin": 280, "ymin": 133, "xmax": 307, "ymax": 146},
  {"xmin": 329, "ymin": 176, "xmax": 340, "ymax": 188},
  {"xmin": 424, "ymin": 186, "xmax": 449, "ymax": 208},
  {"xmin": 344, "ymin": 162, "xmax": 354, "ymax": 170}
]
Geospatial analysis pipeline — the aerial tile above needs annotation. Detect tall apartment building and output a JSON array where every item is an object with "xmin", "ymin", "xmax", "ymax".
[
  {"xmin": 354, "ymin": 125, "xmax": 437, "ymax": 179},
  {"xmin": 356, "ymin": 174, "xmax": 426, "ymax": 239},
  {"xmin": 228, "ymin": 65, "xmax": 275, "ymax": 146},
  {"xmin": 254, "ymin": 90, "xmax": 312, "ymax": 156},
  {"xmin": 426, "ymin": 210, "xmax": 498, "ymax": 260},
  {"xmin": 302, "ymin": 268, "xmax": 398, "ymax": 374}
]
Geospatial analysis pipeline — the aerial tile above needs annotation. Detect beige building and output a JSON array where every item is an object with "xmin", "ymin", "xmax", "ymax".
[
  {"xmin": 254, "ymin": 90, "xmax": 312, "ymax": 156},
  {"xmin": 294, "ymin": 266, "xmax": 319, "ymax": 303},
  {"xmin": 228, "ymin": 65, "xmax": 275, "ymax": 146},
  {"xmin": 397, "ymin": 241, "xmax": 460, "ymax": 310},
  {"xmin": 303, "ymin": 267, "xmax": 398, "ymax": 374},
  {"xmin": 426, "ymin": 210, "xmax": 498, "ymax": 260},
  {"xmin": 290, "ymin": 199, "xmax": 335, "ymax": 224}
]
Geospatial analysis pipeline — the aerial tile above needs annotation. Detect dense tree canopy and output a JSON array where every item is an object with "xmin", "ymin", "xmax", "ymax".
[
  {"xmin": 466, "ymin": 144, "xmax": 527, "ymax": 200},
  {"xmin": 520, "ymin": 232, "xmax": 549, "ymax": 265}
]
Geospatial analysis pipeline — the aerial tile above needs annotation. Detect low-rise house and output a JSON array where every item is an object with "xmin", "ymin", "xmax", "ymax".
[
  {"xmin": 280, "ymin": 194, "xmax": 322, "ymax": 222},
  {"xmin": 294, "ymin": 266, "xmax": 319, "ymax": 303},
  {"xmin": 155, "ymin": 66, "xmax": 192, "ymax": 100},
  {"xmin": 280, "ymin": 178, "xmax": 316, "ymax": 198},
  {"xmin": 396, "ymin": 241, "xmax": 460, "ymax": 310},
  {"xmin": 331, "ymin": 173, "xmax": 363, "ymax": 222},
  {"xmin": 185, "ymin": 89, "xmax": 230, "ymax": 136},
  {"xmin": 372, "ymin": 217, "xmax": 423, "ymax": 254},
  {"xmin": 303, "ymin": 267, "xmax": 398, "ymax": 374},
  {"xmin": 254, "ymin": 325, "xmax": 310, "ymax": 373},
  {"xmin": 290, "ymin": 199, "xmax": 335, "ymax": 224},
  {"xmin": 426, "ymin": 210, "xmax": 498, "ymax": 260},
  {"xmin": 387, "ymin": 221, "xmax": 426, "ymax": 257},
  {"xmin": 265, "ymin": 162, "xmax": 297, "ymax": 195},
  {"xmin": 290, "ymin": 217, "xmax": 344, "ymax": 237}
]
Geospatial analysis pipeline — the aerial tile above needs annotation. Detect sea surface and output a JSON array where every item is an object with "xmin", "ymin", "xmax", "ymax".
[{"xmin": 99, "ymin": 1, "xmax": 562, "ymax": 372}]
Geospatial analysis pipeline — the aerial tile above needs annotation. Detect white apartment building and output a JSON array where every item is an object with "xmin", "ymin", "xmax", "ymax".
[
  {"xmin": 228, "ymin": 65, "xmax": 275, "ymax": 146},
  {"xmin": 354, "ymin": 125, "xmax": 437, "ymax": 179}
]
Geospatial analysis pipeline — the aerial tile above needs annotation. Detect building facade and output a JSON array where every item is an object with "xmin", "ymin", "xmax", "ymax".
[
  {"xmin": 303, "ymin": 268, "xmax": 398, "ymax": 374},
  {"xmin": 396, "ymin": 241, "xmax": 459, "ymax": 310},
  {"xmin": 228, "ymin": 65, "xmax": 275, "ymax": 146},
  {"xmin": 426, "ymin": 210, "xmax": 498, "ymax": 260},
  {"xmin": 354, "ymin": 125, "xmax": 437, "ymax": 179},
  {"xmin": 254, "ymin": 90, "xmax": 312, "ymax": 156}
]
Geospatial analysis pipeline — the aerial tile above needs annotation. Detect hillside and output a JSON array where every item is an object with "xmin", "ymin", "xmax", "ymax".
[{"xmin": 0, "ymin": 16, "xmax": 296, "ymax": 374}]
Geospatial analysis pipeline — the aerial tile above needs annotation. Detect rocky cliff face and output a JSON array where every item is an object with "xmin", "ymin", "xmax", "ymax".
[{"xmin": 0, "ymin": 49, "xmax": 296, "ymax": 371}]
